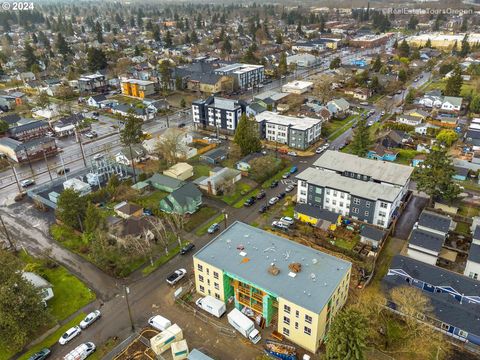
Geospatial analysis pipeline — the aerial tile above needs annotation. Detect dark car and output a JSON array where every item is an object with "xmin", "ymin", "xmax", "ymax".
[
  {"xmin": 256, "ymin": 190, "xmax": 266, "ymax": 200},
  {"xmin": 143, "ymin": 208, "xmax": 153, "ymax": 216},
  {"xmin": 180, "ymin": 243, "xmax": 195, "ymax": 255},
  {"xmin": 270, "ymin": 180, "xmax": 279, "ymax": 188},
  {"xmin": 57, "ymin": 167, "xmax": 70, "ymax": 175},
  {"xmin": 178, "ymin": 123, "xmax": 186, "ymax": 128},
  {"xmin": 259, "ymin": 205, "xmax": 268, "ymax": 213},
  {"xmin": 28, "ymin": 348, "xmax": 51, "ymax": 360},
  {"xmin": 278, "ymin": 192, "xmax": 286, "ymax": 199},
  {"xmin": 243, "ymin": 197, "xmax": 256, "ymax": 207}
]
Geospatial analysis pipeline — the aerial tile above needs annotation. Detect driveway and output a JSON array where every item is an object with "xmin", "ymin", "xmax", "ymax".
[{"xmin": 393, "ymin": 195, "xmax": 429, "ymax": 240}]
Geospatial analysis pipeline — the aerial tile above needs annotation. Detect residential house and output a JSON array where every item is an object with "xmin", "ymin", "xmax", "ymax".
[
  {"xmin": 246, "ymin": 101, "xmax": 267, "ymax": 117},
  {"xmin": 417, "ymin": 210, "xmax": 454, "ymax": 237},
  {"xmin": 143, "ymin": 131, "xmax": 197, "ymax": 160},
  {"xmin": 78, "ymin": 73, "xmax": 107, "ymax": 93},
  {"xmin": 192, "ymin": 96, "xmax": 246, "ymax": 132},
  {"xmin": 326, "ymin": 98, "xmax": 350, "ymax": 118},
  {"xmin": 8, "ymin": 120, "xmax": 50, "ymax": 141},
  {"xmin": 187, "ymin": 73, "xmax": 234, "ymax": 94},
  {"xmin": 196, "ymin": 167, "xmax": 242, "ymax": 195},
  {"xmin": 0, "ymin": 113, "xmax": 21, "ymax": 127},
  {"xmin": 22, "ymin": 272, "xmax": 54, "ymax": 303},
  {"xmin": 121, "ymin": 79, "xmax": 156, "ymax": 98},
  {"xmin": 380, "ymin": 130, "xmax": 412, "ymax": 149},
  {"xmin": 383, "ymin": 255, "xmax": 480, "ymax": 347},
  {"xmin": 418, "ymin": 91, "xmax": 443, "ymax": 108},
  {"xmin": 110, "ymin": 216, "xmax": 155, "ymax": 244},
  {"xmin": 255, "ymin": 111, "xmax": 323, "ymax": 150},
  {"xmin": 292, "ymin": 38, "xmax": 340, "ymax": 52},
  {"xmin": 441, "ymin": 96, "xmax": 463, "ymax": 114},
  {"xmin": 147, "ymin": 173, "xmax": 184, "ymax": 193},
  {"xmin": 53, "ymin": 114, "xmax": 85, "ymax": 137},
  {"xmin": 114, "ymin": 201, "xmax": 143, "ymax": 219},
  {"xmin": 115, "ymin": 144, "xmax": 148, "ymax": 166},
  {"xmin": 367, "ymin": 144, "xmax": 398, "ymax": 162},
  {"xmin": 214, "ymin": 63, "xmax": 264, "ymax": 90},
  {"xmin": 464, "ymin": 126, "xmax": 480, "ymax": 150},
  {"xmin": 296, "ymin": 151, "xmax": 414, "ymax": 228},
  {"xmin": 0, "ymin": 91, "xmax": 26, "ymax": 108},
  {"xmin": 143, "ymin": 99, "xmax": 170, "ymax": 114},
  {"xmin": 111, "ymin": 103, "xmax": 154, "ymax": 121},
  {"xmin": 405, "ymin": 108, "xmax": 429, "ymax": 121},
  {"xmin": 87, "ymin": 94, "xmax": 107, "ymax": 108},
  {"xmin": 360, "ymin": 225, "xmax": 386, "ymax": 249},
  {"xmin": 406, "ymin": 228, "xmax": 445, "ymax": 266},
  {"xmin": 344, "ymin": 88, "xmax": 372, "ymax": 101},
  {"xmin": 464, "ymin": 243, "xmax": 480, "ymax": 280},
  {"xmin": 397, "ymin": 114, "xmax": 423, "ymax": 126},
  {"xmin": 159, "ymin": 182, "xmax": 202, "ymax": 215},
  {"xmin": 163, "ymin": 163, "xmax": 194, "ymax": 181},
  {"xmin": 294, "ymin": 203, "xmax": 341, "ymax": 230},
  {"xmin": 0, "ymin": 137, "xmax": 58, "ymax": 163}
]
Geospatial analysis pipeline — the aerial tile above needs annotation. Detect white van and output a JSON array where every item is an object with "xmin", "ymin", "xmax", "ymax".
[
  {"xmin": 63, "ymin": 342, "xmax": 96, "ymax": 360},
  {"xmin": 148, "ymin": 315, "xmax": 172, "ymax": 331}
]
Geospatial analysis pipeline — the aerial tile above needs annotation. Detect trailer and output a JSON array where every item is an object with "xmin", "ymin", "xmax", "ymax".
[{"xmin": 264, "ymin": 340, "xmax": 297, "ymax": 360}]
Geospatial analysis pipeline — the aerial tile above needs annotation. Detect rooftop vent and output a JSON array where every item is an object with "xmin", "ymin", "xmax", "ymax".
[
  {"xmin": 237, "ymin": 245, "xmax": 245, "ymax": 251},
  {"xmin": 268, "ymin": 263, "xmax": 280, "ymax": 276},
  {"xmin": 289, "ymin": 262, "xmax": 302, "ymax": 273},
  {"xmin": 312, "ymin": 258, "xmax": 318, "ymax": 264},
  {"xmin": 239, "ymin": 251, "xmax": 247, "ymax": 257},
  {"xmin": 288, "ymin": 272, "xmax": 297, "ymax": 278}
]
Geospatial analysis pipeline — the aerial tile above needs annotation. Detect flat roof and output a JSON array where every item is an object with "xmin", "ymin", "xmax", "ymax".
[
  {"xmin": 194, "ymin": 221, "xmax": 351, "ymax": 313},
  {"xmin": 282, "ymin": 81, "xmax": 314, "ymax": 90},
  {"xmin": 216, "ymin": 63, "xmax": 263, "ymax": 73},
  {"xmin": 255, "ymin": 111, "xmax": 321, "ymax": 131},
  {"xmin": 313, "ymin": 150, "xmax": 413, "ymax": 186},
  {"xmin": 296, "ymin": 167, "xmax": 402, "ymax": 202},
  {"xmin": 122, "ymin": 79, "xmax": 155, "ymax": 86}
]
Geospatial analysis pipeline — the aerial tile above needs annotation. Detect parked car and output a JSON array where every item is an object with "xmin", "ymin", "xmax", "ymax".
[
  {"xmin": 243, "ymin": 197, "xmax": 256, "ymax": 207},
  {"xmin": 270, "ymin": 180, "xmax": 279, "ymax": 188},
  {"xmin": 45, "ymin": 131, "xmax": 55, "ymax": 137},
  {"xmin": 282, "ymin": 172, "xmax": 290, "ymax": 179},
  {"xmin": 84, "ymin": 132, "xmax": 97, "ymax": 139},
  {"xmin": 143, "ymin": 208, "xmax": 153, "ymax": 216},
  {"xmin": 79, "ymin": 310, "xmax": 101, "ymax": 329},
  {"xmin": 272, "ymin": 221, "xmax": 289, "ymax": 231},
  {"xmin": 64, "ymin": 342, "xmax": 96, "ymax": 360},
  {"xmin": 285, "ymin": 184, "xmax": 295, "ymax": 193},
  {"xmin": 166, "ymin": 268, "xmax": 187, "ymax": 286},
  {"xmin": 289, "ymin": 166, "xmax": 298, "ymax": 174},
  {"xmin": 256, "ymin": 190, "xmax": 266, "ymax": 200},
  {"xmin": 280, "ymin": 216, "xmax": 294, "ymax": 226},
  {"xmin": 148, "ymin": 315, "xmax": 171, "ymax": 331},
  {"xmin": 178, "ymin": 123, "xmax": 186, "ymax": 128},
  {"xmin": 20, "ymin": 179, "xmax": 35, "ymax": 188},
  {"xmin": 27, "ymin": 349, "xmax": 50, "ymax": 360},
  {"xmin": 316, "ymin": 147, "xmax": 323, "ymax": 154},
  {"xmin": 57, "ymin": 167, "xmax": 70, "ymax": 175},
  {"xmin": 278, "ymin": 192, "xmax": 286, "ymax": 199},
  {"xmin": 93, "ymin": 153, "xmax": 104, "ymax": 160},
  {"xmin": 207, "ymin": 223, "xmax": 220, "ymax": 234},
  {"xmin": 180, "ymin": 243, "xmax": 195, "ymax": 255},
  {"xmin": 58, "ymin": 326, "xmax": 81, "ymax": 345},
  {"xmin": 287, "ymin": 151, "xmax": 297, "ymax": 157},
  {"xmin": 268, "ymin": 197, "xmax": 279, "ymax": 205},
  {"xmin": 259, "ymin": 205, "xmax": 268, "ymax": 213}
]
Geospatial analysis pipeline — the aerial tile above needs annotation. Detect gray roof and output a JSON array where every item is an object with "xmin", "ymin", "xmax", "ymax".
[
  {"xmin": 474, "ymin": 225, "xmax": 480, "ymax": 241},
  {"xmin": 9, "ymin": 120, "xmax": 48, "ymax": 135},
  {"xmin": 0, "ymin": 137, "xmax": 22, "ymax": 150},
  {"xmin": 443, "ymin": 96, "xmax": 463, "ymax": 107},
  {"xmin": 294, "ymin": 203, "xmax": 340, "ymax": 223},
  {"xmin": 409, "ymin": 228, "xmax": 444, "ymax": 253},
  {"xmin": 418, "ymin": 210, "xmax": 452, "ymax": 234},
  {"xmin": 313, "ymin": 150, "xmax": 413, "ymax": 186},
  {"xmin": 169, "ymin": 182, "xmax": 201, "ymax": 207},
  {"xmin": 296, "ymin": 167, "xmax": 403, "ymax": 202},
  {"xmin": 148, "ymin": 173, "xmax": 184, "ymax": 190},
  {"xmin": 194, "ymin": 221, "xmax": 351, "ymax": 313},
  {"xmin": 201, "ymin": 147, "xmax": 227, "ymax": 160},
  {"xmin": 188, "ymin": 349, "xmax": 214, "ymax": 360},
  {"xmin": 22, "ymin": 272, "xmax": 51, "ymax": 289},
  {"xmin": 468, "ymin": 244, "xmax": 480, "ymax": 264},
  {"xmin": 360, "ymin": 225, "xmax": 385, "ymax": 242}
]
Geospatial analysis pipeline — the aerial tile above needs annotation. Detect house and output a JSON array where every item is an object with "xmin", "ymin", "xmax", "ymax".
[
  {"xmin": 0, "ymin": 137, "xmax": 58, "ymax": 163},
  {"xmin": 200, "ymin": 147, "xmax": 227, "ymax": 165},
  {"xmin": 344, "ymin": 88, "xmax": 372, "ymax": 101},
  {"xmin": 110, "ymin": 216, "xmax": 155, "ymax": 244},
  {"xmin": 383, "ymin": 255, "xmax": 480, "ymax": 347},
  {"xmin": 415, "ymin": 122, "xmax": 438, "ymax": 135},
  {"xmin": 367, "ymin": 144, "xmax": 398, "ymax": 162},
  {"xmin": 147, "ymin": 173, "xmax": 184, "ymax": 192},
  {"xmin": 406, "ymin": 228, "xmax": 445, "ymax": 266},
  {"xmin": 417, "ymin": 210, "xmax": 454, "ymax": 237},
  {"xmin": 381, "ymin": 130, "xmax": 412, "ymax": 149},
  {"xmin": 111, "ymin": 103, "xmax": 154, "ymax": 121},
  {"xmin": 326, "ymin": 98, "xmax": 350, "ymax": 118},
  {"xmin": 78, "ymin": 73, "xmax": 107, "ymax": 93},
  {"xmin": 121, "ymin": 79, "xmax": 156, "ymax": 98},
  {"xmin": 397, "ymin": 114, "xmax": 423, "ymax": 126},
  {"xmin": 441, "ymin": 96, "xmax": 463, "ymax": 114},
  {"xmin": 144, "ymin": 99, "xmax": 170, "ymax": 113},
  {"xmin": 159, "ymin": 182, "xmax": 202, "ymax": 215},
  {"xmin": 87, "ymin": 94, "xmax": 107, "ymax": 108},
  {"xmin": 32, "ymin": 106, "xmax": 60, "ymax": 120},
  {"xmin": 186, "ymin": 73, "xmax": 234, "ymax": 94},
  {"xmin": 115, "ymin": 144, "xmax": 148, "ymax": 166},
  {"xmin": 464, "ymin": 244, "xmax": 480, "ymax": 280},
  {"xmin": 296, "ymin": 151, "xmax": 414, "ymax": 228},
  {"xmin": 196, "ymin": 167, "xmax": 242, "ymax": 195},
  {"xmin": 163, "ymin": 163, "xmax": 194, "ymax": 181},
  {"xmin": 53, "ymin": 114, "xmax": 85, "ymax": 137},
  {"xmin": 294, "ymin": 203, "xmax": 342, "ymax": 230},
  {"xmin": 246, "ymin": 101, "xmax": 267, "ymax": 117},
  {"xmin": 22, "ymin": 272, "xmax": 54, "ymax": 303},
  {"xmin": 8, "ymin": 120, "xmax": 50, "ymax": 141},
  {"xmin": 192, "ymin": 97, "xmax": 246, "ymax": 132},
  {"xmin": 418, "ymin": 91, "xmax": 443, "ymax": 108},
  {"xmin": 453, "ymin": 167, "xmax": 469, "ymax": 181},
  {"xmin": 114, "ymin": 201, "xmax": 143, "ymax": 219},
  {"xmin": 281, "ymin": 81, "xmax": 314, "ymax": 95},
  {"xmin": 286, "ymin": 53, "xmax": 320, "ymax": 68},
  {"xmin": 0, "ymin": 113, "xmax": 21, "ymax": 127},
  {"xmin": 360, "ymin": 225, "xmax": 386, "ymax": 249}
]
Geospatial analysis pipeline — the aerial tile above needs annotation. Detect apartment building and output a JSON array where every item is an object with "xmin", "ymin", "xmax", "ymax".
[
  {"xmin": 193, "ymin": 222, "xmax": 351, "ymax": 353},
  {"xmin": 349, "ymin": 34, "xmax": 390, "ymax": 48},
  {"xmin": 255, "ymin": 111, "xmax": 322, "ymax": 150},
  {"xmin": 214, "ymin": 63, "xmax": 264, "ymax": 90},
  {"xmin": 192, "ymin": 96, "xmax": 245, "ymax": 132},
  {"xmin": 78, "ymin": 74, "xmax": 107, "ymax": 93},
  {"xmin": 406, "ymin": 33, "xmax": 480, "ymax": 50},
  {"xmin": 121, "ymin": 79, "xmax": 155, "ymax": 98},
  {"xmin": 296, "ymin": 151, "xmax": 413, "ymax": 228}
]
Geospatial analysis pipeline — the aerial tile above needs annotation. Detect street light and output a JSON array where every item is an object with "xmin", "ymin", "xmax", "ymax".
[{"xmin": 124, "ymin": 285, "xmax": 135, "ymax": 331}]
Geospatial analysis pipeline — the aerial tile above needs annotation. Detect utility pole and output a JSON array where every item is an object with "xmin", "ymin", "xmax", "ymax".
[
  {"xmin": 124, "ymin": 285, "xmax": 135, "ymax": 331},
  {"xmin": 42, "ymin": 150, "xmax": 53, "ymax": 182},
  {"xmin": 0, "ymin": 214, "xmax": 15, "ymax": 251},
  {"xmin": 9, "ymin": 162, "xmax": 21, "ymax": 193},
  {"xmin": 77, "ymin": 130, "xmax": 87, "ymax": 167}
]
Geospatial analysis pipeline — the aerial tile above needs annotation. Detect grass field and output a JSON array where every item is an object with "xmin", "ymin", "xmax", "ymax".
[
  {"xmin": 395, "ymin": 149, "xmax": 421, "ymax": 166},
  {"xmin": 192, "ymin": 163, "xmax": 211, "ymax": 180},
  {"xmin": 195, "ymin": 213, "xmax": 225, "ymax": 236},
  {"xmin": 133, "ymin": 190, "xmax": 168, "ymax": 210},
  {"xmin": 184, "ymin": 206, "xmax": 218, "ymax": 232},
  {"xmin": 334, "ymin": 238, "xmax": 357, "ymax": 250},
  {"xmin": 220, "ymin": 182, "xmax": 252, "ymax": 205}
]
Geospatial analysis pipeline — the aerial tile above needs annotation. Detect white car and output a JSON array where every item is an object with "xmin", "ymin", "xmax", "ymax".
[
  {"xmin": 272, "ymin": 221, "xmax": 289, "ymax": 231},
  {"xmin": 58, "ymin": 326, "xmax": 81, "ymax": 345},
  {"xmin": 315, "ymin": 147, "xmax": 324, "ymax": 154},
  {"xmin": 280, "ymin": 216, "xmax": 294, "ymax": 226},
  {"xmin": 20, "ymin": 179, "xmax": 35, "ymax": 188},
  {"xmin": 93, "ymin": 153, "xmax": 104, "ymax": 161},
  {"xmin": 287, "ymin": 151, "xmax": 297, "ymax": 156},
  {"xmin": 268, "ymin": 197, "xmax": 279, "ymax": 206},
  {"xmin": 166, "ymin": 268, "xmax": 187, "ymax": 286},
  {"xmin": 79, "ymin": 310, "xmax": 101, "ymax": 329}
]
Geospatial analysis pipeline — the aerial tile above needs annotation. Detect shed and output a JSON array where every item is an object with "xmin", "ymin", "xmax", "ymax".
[
  {"xmin": 200, "ymin": 148, "xmax": 227, "ymax": 164},
  {"xmin": 360, "ymin": 225, "xmax": 386, "ymax": 249},
  {"xmin": 163, "ymin": 163, "xmax": 194, "ymax": 181}
]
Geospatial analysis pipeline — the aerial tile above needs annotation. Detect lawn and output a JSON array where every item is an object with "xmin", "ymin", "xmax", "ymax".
[
  {"xmin": 455, "ymin": 221, "xmax": 471, "ymax": 235},
  {"xmin": 395, "ymin": 149, "xmax": 420, "ymax": 166},
  {"xmin": 133, "ymin": 190, "xmax": 168, "ymax": 210},
  {"xmin": 334, "ymin": 238, "xmax": 357, "ymax": 250},
  {"xmin": 142, "ymin": 240, "xmax": 189, "ymax": 276},
  {"xmin": 89, "ymin": 338, "xmax": 120, "ymax": 360},
  {"xmin": 233, "ymin": 188, "xmax": 260, "ymax": 208},
  {"xmin": 220, "ymin": 182, "xmax": 252, "ymax": 205},
  {"xmin": 326, "ymin": 114, "xmax": 358, "ymax": 140},
  {"xmin": 192, "ymin": 163, "xmax": 211, "ymax": 180},
  {"xmin": 184, "ymin": 206, "xmax": 218, "ymax": 232},
  {"xmin": 458, "ymin": 203, "xmax": 480, "ymax": 218},
  {"xmin": 17, "ymin": 313, "xmax": 87, "ymax": 360},
  {"xmin": 20, "ymin": 252, "xmax": 96, "ymax": 321},
  {"xmin": 261, "ymin": 165, "xmax": 292, "ymax": 189},
  {"xmin": 424, "ymin": 79, "xmax": 476, "ymax": 98},
  {"xmin": 195, "ymin": 213, "xmax": 225, "ymax": 236},
  {"xmin": 282, "ymin": 203, "xmax": 295, "ymax": 218}
]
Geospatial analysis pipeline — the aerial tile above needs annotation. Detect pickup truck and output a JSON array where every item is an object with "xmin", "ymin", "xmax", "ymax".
[{"xmin": 166, "ymin": 269, "xmax": 187, "ymax": 286}]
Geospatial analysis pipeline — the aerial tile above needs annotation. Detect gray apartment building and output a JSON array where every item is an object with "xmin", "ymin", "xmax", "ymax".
[
  {"xmin": 78, "ymin": 73, "xmax": 107, "ymax": 93},
  {"xmin": 214, "ymin": 63, "xmax": 264, "ymax": 90},
  {"xmin": 296, "ymin": 151, "xmax": 413, "ymax": 228},
  {"xmin": 192, "ymin": 96, "xmax": 246, "ymax": 132},
  {"xmin": 255, "ymin": 111, "xmax": 322, "ymax": 150}
]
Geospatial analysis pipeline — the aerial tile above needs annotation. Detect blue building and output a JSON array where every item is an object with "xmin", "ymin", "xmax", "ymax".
[
  {"xmin": 383, "ymin": 255, "xmax": 480, "ymax": 347},
  {"xmin": 367, "ymin": 144, "xmax": 398, "ymax": 162}
]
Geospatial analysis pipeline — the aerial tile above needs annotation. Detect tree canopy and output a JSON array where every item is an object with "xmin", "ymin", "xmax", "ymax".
[
  {"xmin": 87, "ymin": 47, "xmax": 107, "ymax": 72},
  {"xmin": 56, "ymin": 188, "xmax": 88, "ymax": 230},
  {"xmin": 350, "ymin": 118, "xmax": 372, "ymax": 157},
  {"xmin": 444, "ymin": 65, "xmax": 463, "ymax": 97},
  {"xmin": 234, "ymin": 114, "xmax": 262, "ymax": 156}
]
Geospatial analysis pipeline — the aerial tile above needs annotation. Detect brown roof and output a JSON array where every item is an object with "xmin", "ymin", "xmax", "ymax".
[
  {"xmin": 114, "ymin": 217, "xmax": 152, "ymax": 237},
  {"xmin": 116, "ymin": 202, "xmax": 142, "ymax": 215}
]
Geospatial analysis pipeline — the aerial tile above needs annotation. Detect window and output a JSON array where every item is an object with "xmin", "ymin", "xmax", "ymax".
[
  {"xmin": 380, "ymin": 202, "xmax": 388, "ymax": 208},
  {"xmin": 199, "ymin": 285, "xmax": 205, "ymax": 292},
  {"xmin": 352, "ymin": 208, "xmax": 359, "ymax": 214},
  {"xmin": 214, "ymin": 282, "xmax": 219, "ymax": 290},
  {"xmin": 295, "ymin": 310, "xmax": 299, "ymax": 318},
  {"xmin": 326, "ymin": 189, "xmax": 330, "ymax": 195},
  {"xmin": 332, "ymin": 200, "xmax": 337, "ymax": 206},
  {"xmin": 300, "ymin": 190, "xmax": 307, "ymax": 196},
  {"xmin": 377, "ymin": 220, "xmax": 385, "ymax": 226},
  {"xmin": 353, "ymin": 198, "xmax": 360, "ymax": 205},
  {"xmin": 284, "ymin": 304, "xmax": 291, "ymax": 314},
  {"xmin": 379, "ymin": 211, "xmax": 386, "ymax": 217},
  {"xmin": 198, "ymin": 275, "xmax": 204, "ymax": 283},
  {"xmin": 469, "ymin": 272, "xmax": 478, "ymax": 280},
  {"xmin": 315, "ymin": 196, "xmax": 322, "ymax": 203},
  {"xmin": 365, "ymin": 211, "xmax": 369, "ymax": 217},
  {"xmin": 295, "ymin": 322, "xmax": 299, "ymax": 330},
  {"xmin": 305, "ymin": 315, "xmax": 313, "ymax": 324},
  {"xmin": 458, "ymin": 330, "xmax": 469, "ymax": 338},
  {"xmin": 301, "ymin": 181, "xmax": 307, "ymax": 187},
  {"xmin": 325, "ymin": 198, "xmax": 330, "ymax": 204},
  {"xmin": 215, "ymin": 293, "xmax": 220, "ymax": 300},
  {"xmin": 340, "ymin": 193, "xmax": 345, "ymax": 199},
  {"xmin": 441, "ymin": 323, "xmax": 450, "ymax": 331},
  {"xmin": 304, "ymin": 326, "xmax": 312, "ymax": 336},
  {"xmin": 366, "ymin": 201, "xmax": 370, "ymax": 208},
  {"xmin": 283, "ymin": 327, "xmax": 290, "ymax": 336},
  {"xmin": 207, "ymin": 279, "xmax": 210, "ymax": 285},
  {"xmin": 333, "ymin": 191, "xmax": 338, "ymax": 196},
  {"xmin": 340, "ymin": 202, "xmax": 344, "ymax": 207},
  {"xmin": 206, "ymin": 268, "xmax": 210, "ymax": 275},
  {"xmin": 214, "ymin": 271, "xmax": 219, "ymax": 279},
  {"xmin": 283, "ymin": 316, "xmax": 290, "ymax": 325},
  {"xmin": 197, "ymin": 264, "xmax": 203, "ymax": 272},
  {"xmin": 315, "ymin": 187, "xmax": 322, "ymax": 194}
]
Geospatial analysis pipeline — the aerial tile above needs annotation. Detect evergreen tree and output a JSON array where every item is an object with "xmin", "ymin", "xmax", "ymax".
[
  {"xmin": 95, "ymin": 21, "xmax": 103, "ymax": 43},
  {"xmin": 0, "ymin": 62, "xmax": 4, "ymax": 76},
  {"xmin": 87, "ymin": 47, "xmax": 107, "ymax": 72},
  {"xmin": 329, "ymin": 57, "xmax": 341, "ymax": 69},
  {"xmin": 234, "ymin": 114, "xmax": 261, "ymax": 156},
  {"xmin": 350, "ymin": 118, "xmax": 372, "ymax": 157},
  {"xmin": 407, "ymin": 15, "xmax": 419, "ymax": 30},
  {"xmin": 460, "ymin": 34, "xmax": 470, "ymax": 57},
  {"xmin": 164, "ymin": 30, "xmax": 173, "ymax": 48},
  {"xmin": 398, "ymin": 39, "xmax": 410, "ymax": 58},
  {"xmin": 275, "ymin": 31, "xmax": 283, "ymax": 45},
  {"xmin": 398, "ymin": 68, "xmax": 407, "ymax": 82},
  {"xmin": 405, "ymin": 89, "xmax": 415, "ymax": 104},
  {"xmin": 56, "ymin": 188, "xmax": 88, "ymax": 230},
  {"xmin": 120, "ymin": 114, "xmax": 143, "ymax": 183},
  {"xmin": 159, "ymin": 60, "xmax": 171, "ymax": 91},
  {"xmin": 22, "ymin": 43, "xmax": 37, "ymax": 70},
  {"xmin": 425, "ymin": 38, "xmax": 432, "ymax": 48},
  {"xmin": 56, "ymin": 33, "xmax": 71, "ymax": 56},
  {"xmin": 278, "ymin": 52, "xmax": 288, "ymax": 76},
  {"xmin": 153, "ymin": 25, "xmax": 161, "ymax": 42},
  {"xmin": 371, "ymin": 55, "xmax": 382, "ymax": 72},
  {"xmin": 325, "ymin": 308, "xmax": 367, "ymax": 360},
  {"xmin": 222, "ymin": 37, "xmax": 232, "ymax": 55},
  {"xmin": 470, "ymin": 95, "xmax": 480, "ymax": 113},
  {"xmin": 444, "ymin": 65, "xmax": 463, "ymax": 96}
]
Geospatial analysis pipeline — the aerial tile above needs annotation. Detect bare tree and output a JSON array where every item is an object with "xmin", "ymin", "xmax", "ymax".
[
  {"xmin": 164, "ymin": 213, "xmax": 186, "ymax": 247},
  {"xmin": 146, "ymin": 217, "xmax": 171, "ymax": 255},
  {"xmin": 153, "ymin": 129, "xmax": 189, "ymax": 165}
]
